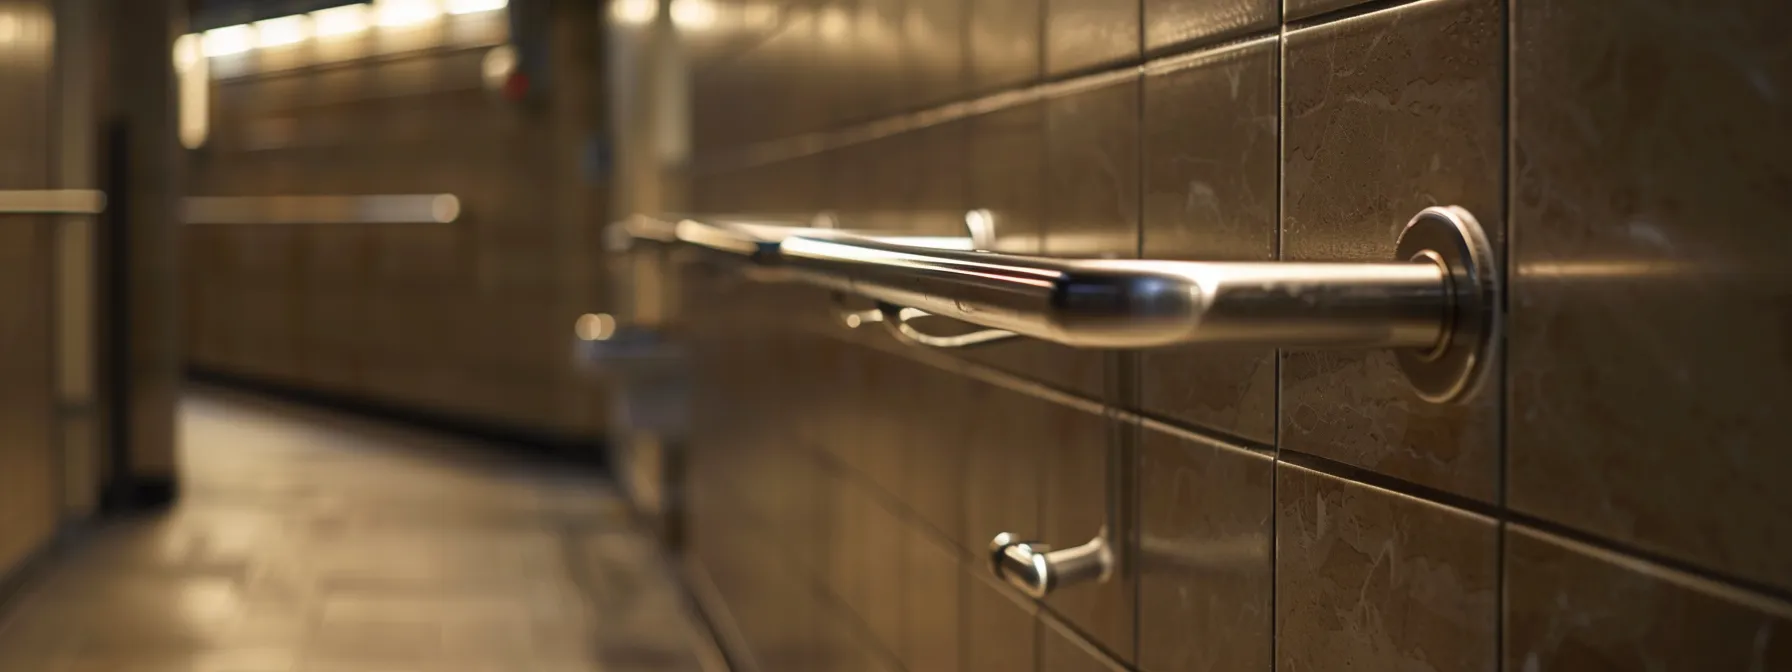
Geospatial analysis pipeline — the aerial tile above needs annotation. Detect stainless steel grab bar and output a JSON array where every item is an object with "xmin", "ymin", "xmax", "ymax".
[
  {"xmin": 629, "ymin": 206, "xmax": 1496, "ymax": 403},
  {"xmin": 0, "ymin": 190, "xmax": 107, "ymax": 214},
  {"xmin": 183, "ymin": 194, "xmax": 461, "ymax": 224},
  {"xmin": 622, "ymin": 206, "xmax": 1495, "ymax": 600}
]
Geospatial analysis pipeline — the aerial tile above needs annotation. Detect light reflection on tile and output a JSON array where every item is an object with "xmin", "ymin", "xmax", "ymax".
[{"xmin": 0, "ymin": 390, "xmax": 709, "ymax": 672}]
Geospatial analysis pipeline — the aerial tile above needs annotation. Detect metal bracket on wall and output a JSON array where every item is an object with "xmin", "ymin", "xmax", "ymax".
[{"xmin": 0, "ymin": 190, "xmax": 108, "ymax": 215}]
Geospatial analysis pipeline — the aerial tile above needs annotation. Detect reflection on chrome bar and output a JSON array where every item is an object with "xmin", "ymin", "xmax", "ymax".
[{"xmin": 183, "ymin": 194, "xmax": 461, "ymax": 225}]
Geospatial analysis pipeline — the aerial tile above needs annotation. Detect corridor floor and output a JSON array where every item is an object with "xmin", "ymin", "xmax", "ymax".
[{"xmin": 0, "ymin": 389, "xmax": 718, "ymax": 672}]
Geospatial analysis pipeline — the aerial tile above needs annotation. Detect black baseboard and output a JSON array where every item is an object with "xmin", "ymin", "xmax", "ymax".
[
  {"xmin": 186, "ymin": 367, "xmax": 610, "ymax": 474},
  {"xmin": 100, "ymin": 474, "xmax": 180, "ymax": 514}
]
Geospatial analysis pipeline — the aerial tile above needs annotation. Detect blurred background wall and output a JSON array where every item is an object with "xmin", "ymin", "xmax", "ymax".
[{"xmin": 179, "ymin": 0, "xmax": 610, "ymax": 444}]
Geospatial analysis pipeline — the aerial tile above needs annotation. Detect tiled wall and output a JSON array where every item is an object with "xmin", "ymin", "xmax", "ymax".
[
  {"xmin": 675, "ymin": 0, "xmax": 1792, "ymax": 669},
  {"xmin": 182, "ymin": 8, "xmax": 608, "ymax": 436},
  {"xmin": 0, "ymin": 0, "xmax": 61, "ymax": 580}
]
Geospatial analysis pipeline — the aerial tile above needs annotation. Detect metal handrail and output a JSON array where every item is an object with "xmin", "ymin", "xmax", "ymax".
[
  {"xmin": 0, "ymin": 190, "xmax": 107, "ymax": 215},
  {"xmin": 183, "ymin": 194, "xmax": 461, "ymax": 225},
  {"xmin": 628, "ymin": 207, "xmax": 1496, "ymax": 404},
  {"xmin": 622, "ymin": 206, "xmax": 1497, "ymax": 601}
]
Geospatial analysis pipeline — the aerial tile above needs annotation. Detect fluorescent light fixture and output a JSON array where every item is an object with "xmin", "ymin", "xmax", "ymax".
[
  {"xmin": 670, "ymin": 0, "xmax": 715, "ymax": 29},
  {"xmin": 818, "ymin": 7, "xmax": 848, "ymax": 40},
  {"xmin": 254, "ymin": 15, "xmax": 310, "ymax": 47},
  {"xmin": 201, "ymin": 25, "xmax": 255, "ymax": 57},
  {"xmin": 611, "ymin": 0, "xmax": 657, "ymax": 25},
  {"xmin": 172, "ymin": 33, "xmax": 202, "ymax": 69},
  {"xmin": 446, "ymin": 0, "xmax": 507, "ymax": 14},
  {"xmin": 177, "ymin": 33, "xmax": 210, "ymax": 149},
  {"xmin": 376, "ymin": 0, "xmax": 442, "ymax": 27},
  {"xmin": 312, "ymin": 4, "xmax": 369, "ymax": 37}
]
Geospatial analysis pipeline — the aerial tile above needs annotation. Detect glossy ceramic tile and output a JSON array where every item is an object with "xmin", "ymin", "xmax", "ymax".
[
  {"xmin": 961, "ymin": 571, "xmax": 1037, "ymax": 672},
  {"xmin": 1507, "ymin": 0, "xmax": 1792, "ymax": 591},
  {"xmin": 830, "ymin": 133, "xmax": 927, "ymax": 233},
  {"xmin": 905, "ymin": 0, "xmax": 967, "ymax": 105},
  {"xmin": 1136, "ymin": 426, "xmax": 1272, "ymax": 672},
  {"xmin": 0, "ymin": 218, "xmax": 55, "ymax": 577},
  {"xmin": 1139, "ymin": 38, "xmax": 1278, "ymax": 445},
  {"xmin": 851, "ymin": 0, "xmax": 908, "ymax": 120},
  {"xmin": 1276, "ymin": 464, "xmax": 1498, "ymax": 672},
  {"xmin": 1147, "ymin": 0, "xmax": 1275, "ymax": 52},
  {"xmin": 1046, "ymin": 0, "xmax": 1140, "ymax": 75},
  {"xmin": 902, "ymin": 527, "xmax": 963, "ymax": 672},
  {"xmin": 911, "ymin": 118, "xmax": 972, "ymax": 232},
  {"xmin": 968, "ymin": 0, "xmax": 1040, "ymax": 91},
  {"xmin": 1039, "ymin": 403, "xmax": 1133, "ymax": 662},
  {"xmin": 903, "ymin": 365, "xmax": 972, "ymax": 544},
  {"xmin": 962, "ymin": 100, "xmax": 1051, "ymax": 378},
  {"xmin": 1505, "ymin": 526, "xmax": 1792, "ymax": 671},
  {"xmin": 1041, "ymin": 614, "xmax": 1129, "ymax": 672},
  {"xmin": 1279, "ymin": 0, "xmax": 1504, "ymax": 501},
  {"xmin": 854, "ymin": 348, "xmax": 913, "ymax": 497},
  {"xmin": 1284, "ymin": 0, "xmax": 1371, "ymax": 22},
  {"xmin": 960, "ymin": 382, "xmax": 1045, "ymax": 554},
  {"xmin": 1043, "ymin": 74, "xmax": 1139, "ymax": 400},
  {"xmin": 0, "ymin": 390, "xmax": 710, "ymax": 672},
  {"xmin": 839, "ymin": 480, "xmax": 906, "ymax": 653},
  {"xmin": 715, "ymin": 534, "xmax": 822, "ymax": 670}
]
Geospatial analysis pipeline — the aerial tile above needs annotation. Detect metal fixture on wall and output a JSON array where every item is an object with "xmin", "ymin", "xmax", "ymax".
[
  {"xmin": 182, "ymin": 194, "xmax": 461, "ymax": 224},
  {"xmin": 627, "ymin": 205, "xmax": 1498, "ymax": 403},
  {"xmin": 616, "ymin": 204, "xmax": 1497, "ymax": 597},
  {"xmin": 988, "ymin": 532, "xmax": 1113, "ymax": 599},
  {"xmin": 0, "ymin": 190, "xmax": 108, "ymax": 214}
]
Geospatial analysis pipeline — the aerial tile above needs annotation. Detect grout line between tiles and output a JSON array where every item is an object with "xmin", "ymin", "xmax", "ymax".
[
  {"xmin": 1495, "ymin": 0, "xmax": 1516, "ymax": 667},
  {"xmin": 1282, "ymin": 0, "xmax": 1433, "ymax": 29},
  {"xmin": 695, "ymin": 464, "xmax": 910, "ymax": 669},
  {"xmin": 1271, "ymin": 4, "xmax": 1288, "ymax": 669},
  {"xmin": 1274, "ymin": 447, "xmax": 1792, "ymax": 604}
]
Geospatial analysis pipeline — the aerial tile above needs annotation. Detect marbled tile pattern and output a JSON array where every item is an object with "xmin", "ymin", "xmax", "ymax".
[
  {"xmin": 1148, "ymin": 0, "xmax": 1276, "ymax": 51},
  {"xmin": 1043, "ymin": 75, "xmax": 1139, "ymax": 401},
  {"xmin": 1276, "ymin": 464, "xmax": 1498, "ymax": 672},
  {"xmin": 656, "ymin": 0, "xmax": 1792, "ymax": 669},
  {"xmin": 1505, "ymin": 526, "xmax": 1792, "ymax": 671},
  {"xmin": 1508, "ymin": 0, "xmax": 1792, "ymax": 592},
  {"xmin": 1137, "ymin": 427, "xmax": 1273, "ymax": 672},
  {"xmin": 1046, "ymin": 0, "xmax": 1140, "ymax": 75},
  {"xmin": 1140, "ymin": 39, "xmax": 1280, "ymax": 445},
  {"xmin": 1280, "ymin": 0, "xmax": 1504, "ymax": 502},
  {"xmin": 968, "ymin": 0, "xmax": 1041, "ymax": 91}
]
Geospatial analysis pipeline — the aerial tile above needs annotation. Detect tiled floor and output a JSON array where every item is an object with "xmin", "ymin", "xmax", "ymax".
[{"xmin": 0, "ymin": 389, "xmax": 717, "ymax": 672}]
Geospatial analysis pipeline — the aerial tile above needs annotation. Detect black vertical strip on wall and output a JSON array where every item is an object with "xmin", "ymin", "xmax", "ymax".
[{"xmin": 99, "ymin": 120, "xmax": 133, "ymax": 513}]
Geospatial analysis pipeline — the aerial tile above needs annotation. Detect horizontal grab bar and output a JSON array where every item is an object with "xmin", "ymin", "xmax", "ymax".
[
  {"xmin": 183, "ymin": 194, "xmax": 461, "ymax": 225},
  {"xmin": 779, "ymin": 234, "xmax": 1451, "ymax": 350},
  {"xmin": 625, "ymin": 207, "xmax": 1496, "ymax": 402},
  {"xmin": 0, "ymin": 190, "xmax": 107, "ymax": 214}
]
